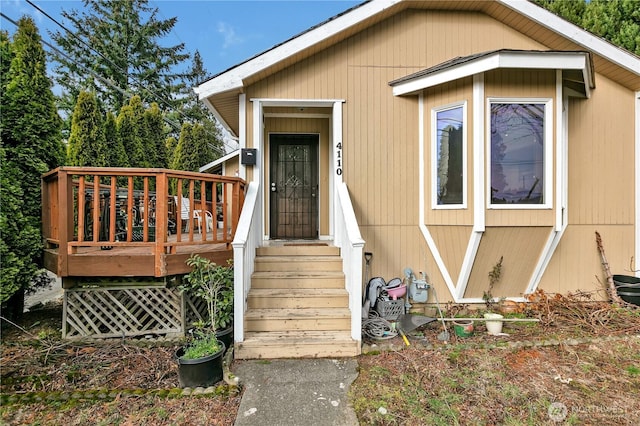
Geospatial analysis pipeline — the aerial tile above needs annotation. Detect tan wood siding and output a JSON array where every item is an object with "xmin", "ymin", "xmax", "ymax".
[
  {"xmin": 423, "ymin": 78, "xmax": 474, "ymax": 226},
  {"xmin": 567, "ymin": 76, "xmax": 635, "ymax": 226},
  {"xmin": 263, "ymin": 116, "xmax": 331, "ymax": 236},
  {"xmin": 224, "ymin": 156, "xmax": 239, "ymax": 178},
  {"xmin": 539, "ymin": 225, "xmax": 635, "ymax": 295},
  {"xmin": 240, "ymin": 8, "xmax": 637, "ymax": 299},
  {"xmin": 464, "ymin": 226, "xmax": 552, "ymax": 298},
  {"xmin": 359, "ymin": 224, "xmax": 455, "ymax": 303},
  {"xmin": 427, "ymin": 225, "xmax": 473, "ymax": 285}
]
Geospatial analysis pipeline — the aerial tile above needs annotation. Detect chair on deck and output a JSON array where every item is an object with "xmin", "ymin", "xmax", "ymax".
[
  {"xmin": 193, "ymin": 209, "xmax": 214, "ymax": 233},
  {"xmin": 173, "ymin": 196, "xmax": 192, "ymax": 232}
]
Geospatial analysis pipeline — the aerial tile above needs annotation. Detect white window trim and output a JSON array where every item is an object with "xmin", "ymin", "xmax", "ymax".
[
  {"xmin": 486, "ymin": 97, "xmax": 553, "ymax": 210},
  {"xmin": 431, "ymin": 101, "xmax": 468, "ymax": 210}
]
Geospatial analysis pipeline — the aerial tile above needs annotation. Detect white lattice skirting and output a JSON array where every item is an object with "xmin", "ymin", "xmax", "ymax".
[{"xmin": 63, "ymin": 286, "xmax": 205, "ymax": 339}]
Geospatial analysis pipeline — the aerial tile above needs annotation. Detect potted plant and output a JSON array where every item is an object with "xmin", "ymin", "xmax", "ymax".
[
  {"xmin": 176, "ymin": 254, "xmax": 233, "ymax": 388},
  {"xmin": 483, "ymin": 256, "xmax": 505, "ymax": 335}
]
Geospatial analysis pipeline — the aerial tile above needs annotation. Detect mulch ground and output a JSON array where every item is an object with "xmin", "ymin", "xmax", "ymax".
[{"xmin": 0, "ymin": 303, "xmax": 241, "ymax": 425}]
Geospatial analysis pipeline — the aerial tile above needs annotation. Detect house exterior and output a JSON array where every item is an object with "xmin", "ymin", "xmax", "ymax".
[{"xmin": 195, "ymin": 0, "xmax": 640, "ymax": 358}]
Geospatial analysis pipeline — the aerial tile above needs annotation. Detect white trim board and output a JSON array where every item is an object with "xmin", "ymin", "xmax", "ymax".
[
  {"xmin": 392, "ymin": 51, "xmax": 592, "ymax": 96},
  {"xmin": 199, "ymin": 150, "xmax": 240, "ymax": 173}
]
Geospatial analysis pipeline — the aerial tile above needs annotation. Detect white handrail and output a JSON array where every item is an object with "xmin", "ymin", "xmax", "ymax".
[
  {"xmin": 232, "ymin": 181, "xmax": 261, "ymax": 344},
  {"xmin": 335, "ymin": 183, "xmax": 365, "ymax": 344}
]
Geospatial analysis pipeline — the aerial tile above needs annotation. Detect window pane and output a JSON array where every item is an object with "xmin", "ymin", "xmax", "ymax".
[
  {"xmin": 490, "ymin": 103, "xmax": 544, "ymax": 204},
  {"xmin": 436, "ymin": 106, "xmax": 464, "ymax": 205}
]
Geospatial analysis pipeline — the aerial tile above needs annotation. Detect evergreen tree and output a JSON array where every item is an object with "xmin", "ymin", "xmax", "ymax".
[
  {"xmin": 171, "ymin": 122, "xmax": 217, "ymax": 172},
  {"xmin": 2, "ymin": 18, "xmax": 65, "ymax": 170},
  {"xmin": 537, "ymin": 0, "xmax": 640, "ymax": 55},
  {"xmin": 117, "ymin": 96, "xmax": 147, "ymax": 168},
  {"xmin": 51, "ymin": 0, "xmax": 189, "ymax": 114},
  {"xmin": 143, "ymin": 102, "xmax": 167, "ymax": 168},
  {"xmin": 535, "ymin": 0, "xmax": 586, "ymax": 26},
  {"xmin": 166, "ymin": 136, "xmax": 178, "ymax": 167},
  {"xmin": 0, "ymin": 31, "xmax": 11, "ymax": 87},
  {"xmin": 104, "ymin": 111, "xmax": 128, "ymax": 167},
  {"xmin": 171, "ymin": 123, "xmax": 191, "ymax": 171},
  {"xmin": 583, "ymin": 0, "xmax": 640, "ymax": 56},
  {"xmin": 67, "ymin": 91, "xmax": 108, "ymax": 167},
  {"xmin": 0, "ymin": 17, "xmax": 63, "ymax": 312}
]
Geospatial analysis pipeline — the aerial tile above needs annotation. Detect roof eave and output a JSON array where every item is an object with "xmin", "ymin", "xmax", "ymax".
[
  {"xmin": 498, "ymin": 0, "xmax": 640, "ymax": 76},
  {"xmin": 391, "ymin": 51, "xmax": 593, "ymax": 96},
  {"xmin": 199, "ymin": 150, "xmax": 240, "ymax": 173},
  {"xmin": 194, "ymin": 0, "xmax": 403, "ymax": 99}
]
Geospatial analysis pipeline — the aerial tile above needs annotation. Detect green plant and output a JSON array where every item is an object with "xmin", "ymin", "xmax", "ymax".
[
  {"xmin": 182, "ymin": 254, "xmax": 234, "ymax": 334},
  {"xmin": 483, "ymin": 256, "xmax": 503, "ymax": 311},
  {"xmin": 178, "ymin": 254, "xmax": 233, "ymax": 360},
  {"xmin": 181, "ymin": 331, "xmax": 222, "ymax": 360}
]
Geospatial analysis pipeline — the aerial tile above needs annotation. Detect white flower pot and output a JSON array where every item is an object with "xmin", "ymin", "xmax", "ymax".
[{"xmin": 484, "ymin": 313, "xmax": 504, "ymax": 335}]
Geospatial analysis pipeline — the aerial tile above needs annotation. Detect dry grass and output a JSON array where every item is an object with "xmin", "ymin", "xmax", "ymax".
[{"xmin": 352, "ymin": 294, "xmax": 640, "ymax": 425}]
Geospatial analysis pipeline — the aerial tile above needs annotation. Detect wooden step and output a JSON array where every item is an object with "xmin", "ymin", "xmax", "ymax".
[
  {"xmin": 236, "ymin": 331, "xmax": 360, "ymax": 359},
  {"xmin": 254, "ymin": 255, "xmax": 343, "ymax": 272},
  {"xmin": 247, "ymin": 288, "xmax": 349, "ymax": 309},
  {"xmin": 245, "ymin": 308, "xmax": 351, "ymax": 332},
  {"xmin": 251, "ymin": 271, "xmax": 345, "ymax": 289},
  {"xmin": 256, "ymin": 245, "xmax": 340, "ymax": 257}
]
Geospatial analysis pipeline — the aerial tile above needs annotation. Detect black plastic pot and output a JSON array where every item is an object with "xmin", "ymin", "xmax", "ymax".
[
  {"xmin": 616, "ymin": 284, "xmax": 640, "ymax": 307},
  {"xmin": 216, "ymin": 326, "xmax": 233, "ymax": 352},
  {"xmin": 176, "ymin": 342, "xmax": 225, "ymax": 388},
  {"xmin": 613, "ymin": 275, "xmax": 640, "ymax": 288}
]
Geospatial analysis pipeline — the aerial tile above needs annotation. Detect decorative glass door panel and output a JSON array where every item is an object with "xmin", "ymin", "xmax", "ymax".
[{"xmin": 269, "ymin": 134, "xmax": 319, "ymax": 239}]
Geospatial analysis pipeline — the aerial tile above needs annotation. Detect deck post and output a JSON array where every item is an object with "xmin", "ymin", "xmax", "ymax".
[
  {"xmin": 57, "ymin": 170, "xmax": 72, "ymax": 275},
  {"xmin": 154, "ymin": 172, "xmax": 168, "ymax": 276}
]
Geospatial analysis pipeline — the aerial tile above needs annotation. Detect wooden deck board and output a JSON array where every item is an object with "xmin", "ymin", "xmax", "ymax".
[{"xmin": 48, "ymin": 230, "xmax": 233, "ymax": 278}]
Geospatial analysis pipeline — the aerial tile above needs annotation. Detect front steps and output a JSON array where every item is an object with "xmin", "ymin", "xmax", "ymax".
[{"xmin": 235, "ymin": 244, "xmax": 360, "ymax": 359}]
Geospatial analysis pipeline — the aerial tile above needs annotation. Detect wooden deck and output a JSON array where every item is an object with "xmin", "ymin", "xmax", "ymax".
[{"xmin": 42, "ymin": 167, "xmax": 245, "ymax": 281}]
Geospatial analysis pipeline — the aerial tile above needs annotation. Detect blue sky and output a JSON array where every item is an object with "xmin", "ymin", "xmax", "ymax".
[{"xmin": 1, "ymin": 0, "xmax": 363, "ymax": 77}]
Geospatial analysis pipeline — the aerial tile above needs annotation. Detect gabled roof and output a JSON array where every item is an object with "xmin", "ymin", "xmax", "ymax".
[
  {"xmin": 195, "ymin": 0, "xmax": 640, "ymax": 136},
  {"xmin": 389, "ymin": 49, "xmax": 594, "ymax": 97}
]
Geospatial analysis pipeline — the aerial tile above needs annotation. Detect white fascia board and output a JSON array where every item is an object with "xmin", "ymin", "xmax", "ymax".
[
  {"xmin": 500, "ymin": 0, "xmax": 640, "ymax": 76},
  {"xmin": 196, "ymin": 0, "xmax": 402, "ymax": 99},
  {"xmin": 498, "ymin": 52, "xmax": 586, "ymax": 74},
  {"xmin": 199, "ymin": 150, "xmax": 240, "ymax": 173},
  {"xmin": 394, "ymin": 56, "xmax": 499, "ymax": 96},
  {"xmin": 393, "ymin": 51, "xmax": 590, "ymax": 96},
  {"xmin": 251, "ymin": 98, "xmax": 345, "ymax": 107}
]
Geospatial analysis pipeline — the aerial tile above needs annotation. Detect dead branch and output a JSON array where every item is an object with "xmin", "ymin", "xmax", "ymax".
[{"xmin": 595, "ymin": 231, "xmax": 625, "ymax": 305}]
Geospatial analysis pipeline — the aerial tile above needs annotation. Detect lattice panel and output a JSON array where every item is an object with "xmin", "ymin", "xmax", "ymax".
[
  {"xmin": 184, "ymin": 292, "xmax": 209, "ymax": 329},
  {"xmin": 63, "ymin": 286, "xmax": 183, "ymax": 339}
]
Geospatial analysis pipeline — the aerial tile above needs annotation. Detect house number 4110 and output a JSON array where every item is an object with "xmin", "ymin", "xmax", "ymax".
[{"xmin": 336, "ymin": 142, "xmax": 343, "ymax": 176}]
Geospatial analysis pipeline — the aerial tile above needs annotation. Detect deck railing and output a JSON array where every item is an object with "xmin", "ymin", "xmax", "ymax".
[
  {"xmin": 231, "ymin": 181, "xmax": 261, "ymax": 344},
  {"xmin": 335, "ymin": 182, "xmax": 365, "ymax": 343},
  {"xmin": 42, "ymin": 167, "xmax": 245, "ymax": 277}
]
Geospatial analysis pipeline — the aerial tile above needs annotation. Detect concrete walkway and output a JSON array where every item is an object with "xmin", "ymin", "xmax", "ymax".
[{"xmin": 233, "ymin": 358, "xmax": 359, "ymax": 426}]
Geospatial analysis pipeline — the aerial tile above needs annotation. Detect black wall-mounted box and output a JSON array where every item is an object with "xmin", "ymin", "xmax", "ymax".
[{"xmin": 241, "ymin": 148, "xmax": 257, "ymax": 165}]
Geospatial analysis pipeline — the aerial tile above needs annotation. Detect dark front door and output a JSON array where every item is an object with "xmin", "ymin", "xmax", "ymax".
[{"xmin": 269, "ymin": 134, "xmax": 319, "ymax": 239}]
